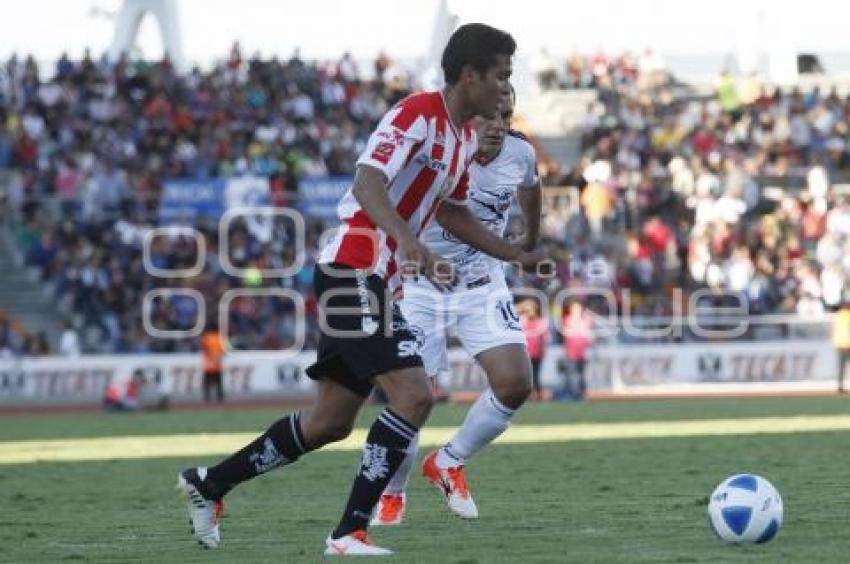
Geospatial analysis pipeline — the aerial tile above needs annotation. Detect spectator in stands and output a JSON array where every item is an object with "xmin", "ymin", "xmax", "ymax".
[
  {"xmin": 103, "ymin": 368, "xmax": 145, "ymax": 412},
  {"xmin": 199, "ymin": 320, "xmax": 225, "ymax": 403},
  {"xmin": 557, "ymin": 300, "xmax": 593, "ymax": 400},
  {"xmin": 832, "ymin": 300, "xmax": 850, "ymax": 394},
  {"xmin": 0, "ymin": 45, "xmax": 418, "ymax": 352},
  {"xmin": 0, "ymin": 315, "xmax": 22, "ymax": 357},
  {"xmin": 531, "ymin": 48, "xmax": 557, "ymax": 91},
  {"xmin": 518, "ymin": 297, "xmax": 548, "ymax": 401},
  {"xmin": 58, "ymin": 320, "xmax": 81, "ymax": 357},
  {"xmin": 22, "ymin": 331, "xmax": 50, "ymax": 356}
]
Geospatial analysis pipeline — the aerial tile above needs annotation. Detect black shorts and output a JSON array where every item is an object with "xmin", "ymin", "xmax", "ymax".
[{"xmin": 306, "ymin": 263, "xmax": 423, "ymax": 398}]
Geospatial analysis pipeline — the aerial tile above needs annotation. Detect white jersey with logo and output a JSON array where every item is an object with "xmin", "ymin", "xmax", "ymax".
[
  {"xmin": 415, "ymin": 130, "xmax": 538, "ymax": 288},
  {"xmin": 399, "ymin": 131, "xmax": 539, "ymax": 379}
]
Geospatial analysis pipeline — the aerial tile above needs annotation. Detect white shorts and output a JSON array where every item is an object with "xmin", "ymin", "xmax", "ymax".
[{"xmin": 400, "ymin": 278, "xmax": 527, "ymax": 379}]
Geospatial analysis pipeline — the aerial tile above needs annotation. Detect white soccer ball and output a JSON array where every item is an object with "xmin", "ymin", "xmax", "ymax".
[{"xmin": 707, "ymin": 473, "xmax": 783, "ymax": 544}]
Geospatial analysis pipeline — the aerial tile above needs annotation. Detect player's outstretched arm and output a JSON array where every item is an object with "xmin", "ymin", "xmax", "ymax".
[
  {"xmin": 352, "ymin": 165, "xmax": 453, "ymax": 290},
  {"xmin": 351, "ymin": 165, "xmax": 419, "ymax": 249},
  {"xmin": 435, "ymin": 201, "xmax": 547, "ymax": 269},
  {"xmin": 516, "ymin": 181, "xmax": 542, "ymax": 251}
]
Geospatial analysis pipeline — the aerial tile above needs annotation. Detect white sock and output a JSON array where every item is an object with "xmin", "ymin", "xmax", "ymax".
[
  {"xmin": 437, "ymin": 388, "xmax": 514, "ymax": 468},
  {"xmin": 385, "ymin": 433, "xmax": 418, "ymax": 494}
]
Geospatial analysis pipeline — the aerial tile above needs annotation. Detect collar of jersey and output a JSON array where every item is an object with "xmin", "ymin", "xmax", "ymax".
[{"xmin": 474, "ymin": 146, "xmax": 502, "ymax": 166}]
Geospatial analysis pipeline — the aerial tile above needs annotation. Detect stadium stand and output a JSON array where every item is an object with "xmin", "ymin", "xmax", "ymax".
[
  {"xmin": 532, "ymin": 52, "xmax": 850, "ymax": 328},
  {"xmin": 2, "ymin": 47, "xmax": 850, "ymax": 354},
  {"xmin": 0, "ymin": 46, "xmax": 411, "ymax": 354}
]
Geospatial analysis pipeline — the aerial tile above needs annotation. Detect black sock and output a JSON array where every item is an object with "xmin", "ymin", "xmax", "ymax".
[
  {"xmin": 202, "ymin": 412, "xmax": 308, "ymax": 500},
  {"xmin": 332, "ymin": 408, "xmax": 418, "ymax": 538}
]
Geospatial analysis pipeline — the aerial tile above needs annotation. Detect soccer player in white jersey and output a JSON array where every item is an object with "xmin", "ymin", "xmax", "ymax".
[{"xmin": 372, "ymin": 88, "xmax": 543, "ymax": 525}]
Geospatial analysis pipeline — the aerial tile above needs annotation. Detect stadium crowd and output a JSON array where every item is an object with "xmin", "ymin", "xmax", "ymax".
[
  {"xmin": 531, "ymin": 48, "xmax": 668, "ymax": 92},
  {"xmin": 0, "ymin": 46, "xmax": 410, "ymax": 354},
  {"xmin": 2, "ymin": 47, "xmax": 849, "ymax": 355},
  {"xmin": 535, "ymin": 61, "xmax": 850, "ymax": 324}
]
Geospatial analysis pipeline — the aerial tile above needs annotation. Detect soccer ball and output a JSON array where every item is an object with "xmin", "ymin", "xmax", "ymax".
[{"xmin": 707, "ymin": 473, "xmax": 783, "ymax": 544}]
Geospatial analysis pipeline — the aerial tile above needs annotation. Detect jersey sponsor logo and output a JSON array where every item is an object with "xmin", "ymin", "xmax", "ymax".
[
  {"xmin": 396, "ymin": 313, "xmax": 422, "ymax": 357},
  {"xmin": 377, "ymin": 127, "xmax": 405, "ymax": 145},
  {"xmin": 410, "ymin": 150, "xmax": 446, "ymax": 171},
  {"xmin": 371, "ymin": 141, "xmax": 396, "ymax": 164},
  {"xmin": 397, "ymin": 339, "xmax": 420, "ymax": 358},
  {"xmin": 429, "ymin": 159, "xmax": 448, "ymax": 171},
  {"xmin": 470, "ymin": 187, "xmax": 512, "ymax": 220}
]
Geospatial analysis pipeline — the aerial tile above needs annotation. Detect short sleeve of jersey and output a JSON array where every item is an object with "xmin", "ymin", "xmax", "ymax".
[
  {"xmin": 446, "ymin": 169, "xmax": 469, "ymax": 205},
  {"xmin": 519, "ymin": 141, "xmax": 540, "ymax": 190},
  {"xmin": 356, "ymin": 100, "xmax": 428, "ymax": 182}
]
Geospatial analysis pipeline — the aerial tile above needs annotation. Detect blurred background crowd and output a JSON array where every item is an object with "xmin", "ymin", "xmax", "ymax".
[{"xmin": 2, "ymin": 44, "xmax": 849, "ymax": 355}]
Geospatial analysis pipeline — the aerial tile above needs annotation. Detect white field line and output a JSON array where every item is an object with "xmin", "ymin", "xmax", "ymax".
[{"xmin": 2, "ymin": 415, "xmax": 850, "ymax": 465}]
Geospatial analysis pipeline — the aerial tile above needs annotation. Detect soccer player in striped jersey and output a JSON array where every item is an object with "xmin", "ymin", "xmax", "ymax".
[
  {"xmin": 177, "ymin": 24, "xmax": 546, "ymax": 556},
  {"xmin": 371, "ymin": 87, "xmax": 543, "ymax": 525}
]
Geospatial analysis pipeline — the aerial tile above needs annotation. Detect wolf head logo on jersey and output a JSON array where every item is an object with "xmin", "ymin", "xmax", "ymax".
[
  {"xmin": 470, "ymin": 187, "xmax": 512, "ymax": 222},
  {"xmin": 494, "ymin": 189, "xmax": 513, "ymax": 212}
]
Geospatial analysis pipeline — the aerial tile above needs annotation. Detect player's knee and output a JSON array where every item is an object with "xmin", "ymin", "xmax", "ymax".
[
  {"xmin": 409, "ymin": 385, "xmax": 435, "ymax": 423},
  {"xmin": 391, "ymin": 384, "xmax": 434, "ymax": 427},
  {"xmin": 413, "ymin": 386, "xmax": 435, "ymax": 418},
  {"xmin": 493, "ymin": 376, "xmax": 532, "ymax": 409}
]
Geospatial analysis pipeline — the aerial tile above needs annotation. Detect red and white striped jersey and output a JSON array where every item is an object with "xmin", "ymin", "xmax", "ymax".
[{"xmin": 318, "ymin": 91, "xmax": 476, "ymax": 280}]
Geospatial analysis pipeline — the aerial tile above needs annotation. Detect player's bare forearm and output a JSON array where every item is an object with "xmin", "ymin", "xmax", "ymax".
[
  {"xmin": 435, "ymin": 201, "xmax": 521, "ymax": 262},
  {"xmin": 351, "ymin": 165, "xmax": 417, "ymax": 244},
  {"xmin": 517, "ymin": 182, "xmax": 542, "ymax": 251}
]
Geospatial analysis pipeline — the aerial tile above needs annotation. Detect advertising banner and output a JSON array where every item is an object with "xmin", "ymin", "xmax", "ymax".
[{"xmin": 297, "ymin": 176, "xmax": 352, "ymax": 220}]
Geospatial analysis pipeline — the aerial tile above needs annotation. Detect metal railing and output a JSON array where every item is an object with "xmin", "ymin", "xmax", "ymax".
[{"xmin": 584, "ymin": 312, "xmax": 833, "ymax": 345}]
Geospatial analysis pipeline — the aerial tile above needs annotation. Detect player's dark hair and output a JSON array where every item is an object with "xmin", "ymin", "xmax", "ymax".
[{"xmin": 441, "ymin": 23, "xmax": 516, "ymax": 85}]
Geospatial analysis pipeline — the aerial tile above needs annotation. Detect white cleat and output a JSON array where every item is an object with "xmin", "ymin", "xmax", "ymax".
[
  {"xmin": 421, "ymin": 451, "xmax": 479, "ymax": 519},
  {"xmin": 370, "ymin": 493, "xmax": 406, "ymax": 526},
  {"xmin": 177, "ymin": 467, "xmax": 222, "ymax": 549},
  {"xmin": 324, "ymin": 530, "xmax": 393, "ymax": 556}
]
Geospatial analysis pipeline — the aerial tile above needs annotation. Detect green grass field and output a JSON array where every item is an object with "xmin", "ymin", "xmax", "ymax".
[{"xmin": 2, "ymin": 396, "xmax": 849, "ymax": 563}]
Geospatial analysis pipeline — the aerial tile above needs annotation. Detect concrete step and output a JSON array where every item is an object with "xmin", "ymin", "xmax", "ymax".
[
  {"xmin": 7, "ymin": 316, "xmax": 60, "ymax": 334},
  {"xmin": 517, "ymin": 89, "xmax": 598, "ymax": 138},
  {"xmin": 0, "ymin": 225, "xmax": 64, "ymax": 346},
  {"xmin": 0, "ymin": 272, "xmax": 39, "ymax": 286},
  {"xmin": 0, "ymin": 282, "xmax": 49, "ymax": 293},
  {"xmin": 537, "ymin": 135, "xmax": 582, "ymax": 170},
  {"xmin": 0, "ymin": 279, "xmax": 50, "ymax": 290},
  {"xmin": 0, "ymin": 294, "xmax": 53, "ymax": 307},
  {"xmin": 0, "ymin": 303, "xmax": 60, "ymax": 317}
]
